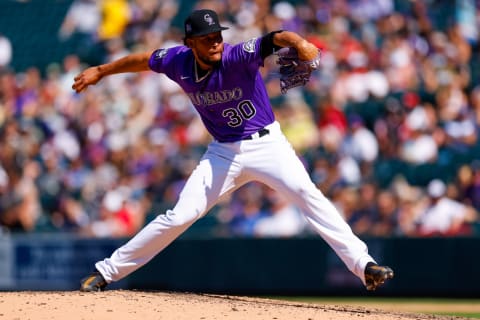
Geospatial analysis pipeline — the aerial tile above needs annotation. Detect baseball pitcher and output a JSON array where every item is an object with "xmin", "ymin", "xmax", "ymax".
[{"xmin": 73, "ymin": 9, "xmax": 393, "ymax": 292}]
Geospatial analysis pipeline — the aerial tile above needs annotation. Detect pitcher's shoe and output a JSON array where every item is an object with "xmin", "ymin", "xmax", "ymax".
[
  {"xmin": 80, "ymin": 271, "xmax": 108, "ymax": 292},
  {"xmin": 364, "ymin": 262, "xmax": 394, "ymax": 291}
]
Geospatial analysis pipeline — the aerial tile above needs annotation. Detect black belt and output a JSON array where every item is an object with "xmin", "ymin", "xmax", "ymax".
[{"xmin": 244, "ymin": 128, "xmax": 270, "ymax": 140}]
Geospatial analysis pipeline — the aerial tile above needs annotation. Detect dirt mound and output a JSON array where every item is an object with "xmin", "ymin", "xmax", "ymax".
[{"xmin": 0, "ymin": 290, "xmax": 468, "ymax": 320}]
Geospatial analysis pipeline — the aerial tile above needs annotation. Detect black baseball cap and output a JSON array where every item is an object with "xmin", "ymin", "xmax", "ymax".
[{"xmin": 184, "ymin": 9, "xmax": 229, "ymax": 38}]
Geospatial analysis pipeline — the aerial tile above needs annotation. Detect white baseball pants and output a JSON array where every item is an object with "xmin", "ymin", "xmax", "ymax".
[{"xmin": 95, "ymin": 121, "xmax": 375, "ymax": 285}]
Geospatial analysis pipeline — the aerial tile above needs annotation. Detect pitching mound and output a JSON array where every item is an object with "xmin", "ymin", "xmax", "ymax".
[{"xmin": 0, "ymin": 290, "xmax": 468, "ymax": 320}]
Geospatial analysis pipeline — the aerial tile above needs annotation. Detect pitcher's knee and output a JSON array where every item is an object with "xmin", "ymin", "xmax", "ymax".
[{"xmin": 163, "ymin": 209, "xmax": 199, "ymax": 227}]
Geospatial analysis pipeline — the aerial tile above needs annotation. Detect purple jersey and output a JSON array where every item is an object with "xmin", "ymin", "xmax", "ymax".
[{"xmin": 148, "ymin": 37, "xmax": 275, "ymax": 142}]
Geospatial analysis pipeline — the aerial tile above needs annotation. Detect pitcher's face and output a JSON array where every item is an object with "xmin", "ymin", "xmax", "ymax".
[{"xmin": 187, "ymin": 32, "xmax": 224, "ymax": 68}]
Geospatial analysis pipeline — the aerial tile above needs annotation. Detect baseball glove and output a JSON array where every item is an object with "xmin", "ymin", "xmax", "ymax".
[{"xmin": 276, "ymin": 47, "xmax": 321, "ymax": 94}]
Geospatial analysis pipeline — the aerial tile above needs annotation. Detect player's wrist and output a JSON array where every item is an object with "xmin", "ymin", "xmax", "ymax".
[
  {"xmin": 295, "ymin": 40, "xmax": 317, "ymax": 61},
  {"xmin": 96, "ymin": 65, "xmax": 111, "ymax": 81},
  {"xmin": 96, "ymin": 65, "xmax": 105, "ymax": 78}
]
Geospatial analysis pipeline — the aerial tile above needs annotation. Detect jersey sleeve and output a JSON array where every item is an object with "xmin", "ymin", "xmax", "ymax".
[
  {"xmin": 224, "ymin": 37, "xmax": 264, "ymax": 70},
  {"xmin": 148, "ymin": 46, "xmax": 181, "ymax": 75}
]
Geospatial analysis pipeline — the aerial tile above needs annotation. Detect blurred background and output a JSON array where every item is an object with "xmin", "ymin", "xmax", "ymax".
[{"xmin": 1, "ymin": 0, "xmax": 480, "ymax": 296}]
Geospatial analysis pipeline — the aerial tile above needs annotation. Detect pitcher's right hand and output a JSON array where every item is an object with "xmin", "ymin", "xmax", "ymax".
[{"xmin": 72, "ymin": 66, "xmax": 103, "ymax": 93}]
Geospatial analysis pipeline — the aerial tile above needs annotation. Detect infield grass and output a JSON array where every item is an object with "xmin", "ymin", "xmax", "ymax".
[{"xmin": 268, "ymin": 296, "xmax": 480, "ymax": 319}]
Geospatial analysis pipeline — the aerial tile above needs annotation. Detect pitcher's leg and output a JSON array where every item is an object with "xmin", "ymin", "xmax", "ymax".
[
  {"xmin": 96, "ymin": 151, "xmax": 242, "ymax": 282},
  {"xmin": 95, "ymin": 206, "xmax": 197, "ymax": 282},
  {"xmin": 245, "ymin": 138, "xmax": 375, "ymax": 284},
  {"xmin": 290, "ymin": 180, "xmax": 375, "ymax": 284}
]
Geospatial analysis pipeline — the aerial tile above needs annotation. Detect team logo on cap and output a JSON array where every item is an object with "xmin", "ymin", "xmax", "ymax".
[
  {"xmin": 186, "ymin": 23, "xmax": 192, "ymax": 32},
  {"xmin": 204, "ymin": 14, "xmax": 215, "ymax": 25}
]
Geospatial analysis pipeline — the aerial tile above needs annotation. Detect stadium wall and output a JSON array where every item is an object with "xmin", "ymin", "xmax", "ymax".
[{"xmin": 0, "ymin": 234, "xmax": 479, "ymax": 297}]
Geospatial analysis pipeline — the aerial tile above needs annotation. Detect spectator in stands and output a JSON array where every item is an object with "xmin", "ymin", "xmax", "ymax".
[
  {"xmin": 417, "ymin": 179, "xmax": 478, "ymax": 236},
  {"xmin": 81, "ymin": 189, "xmax": 135, "ymax": 238},
  {"xmin": 0, "ymin": 159, "xmax": 41, "ymax": 232},
  {"xmin": 275, "ymin": 97, "xmax": 320, "ymax": 153},
  {"xmin": 341, "ymin": 114, "xmax": 379, "ymax": 180},
  {"xmin": 460, "ymin": 161, "xmax": 480, "ymax": 212},
  {"xmin": 59, "ymin": 0, "xmax": 100, "ymax": 40},
  {"xmin": 58, "ymin": 0, "xmax": 101, "ymax": 64},
  {"xmin": 396, "ymin": 196, "xmax": 425, "ymax": 237},
  {"xmin": 254, "ymin": 187, "xmax": 308, "ymax": 237},
  {"xmin": 0, "ymin": 33, "xmax": 12, "ymax": 69},
  {"xmin": 228, "ymin": 183, "xmax": 269, "ymax": 237},
  {"xmin": 347, "ymin": 181, "xmax": 378, "ymax": 235},
  {"xmin": 98, "ymin": 0, "xmax": 131, "ymax": 42},
  {"xmin": 369, "ymin": 190, "xmax": 399, "ymax": 236},
  {"xmin": 399, "ymin": 105, "xmax": 438, "ymax": 164},
  {"xmin": 471, "ymin": 85, "xmax": 480, "ymax": 125}
]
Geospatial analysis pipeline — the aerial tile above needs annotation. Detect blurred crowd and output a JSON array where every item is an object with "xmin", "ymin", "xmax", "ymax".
[{"xmin": 1, "ymin": 0, "xmax": 480, "ymax": 238}]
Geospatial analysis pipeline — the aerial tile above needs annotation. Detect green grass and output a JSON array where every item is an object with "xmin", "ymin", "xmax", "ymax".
[
  {"xmin": 265, "ymin": 296, "xmax": 480, "ymax": 319},
  {"xmin": 433, "ymin": 312, "xmax": 480, "ymax": 319}
]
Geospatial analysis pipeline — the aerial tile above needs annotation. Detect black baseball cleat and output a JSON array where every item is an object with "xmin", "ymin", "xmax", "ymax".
[
  {"xmin": 364, "ymin": 262, "xmax": 394, "ymax": 291},
  {"xmin": 80, "ymin": 271, "xmax": 108, "ymax": 292}
]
